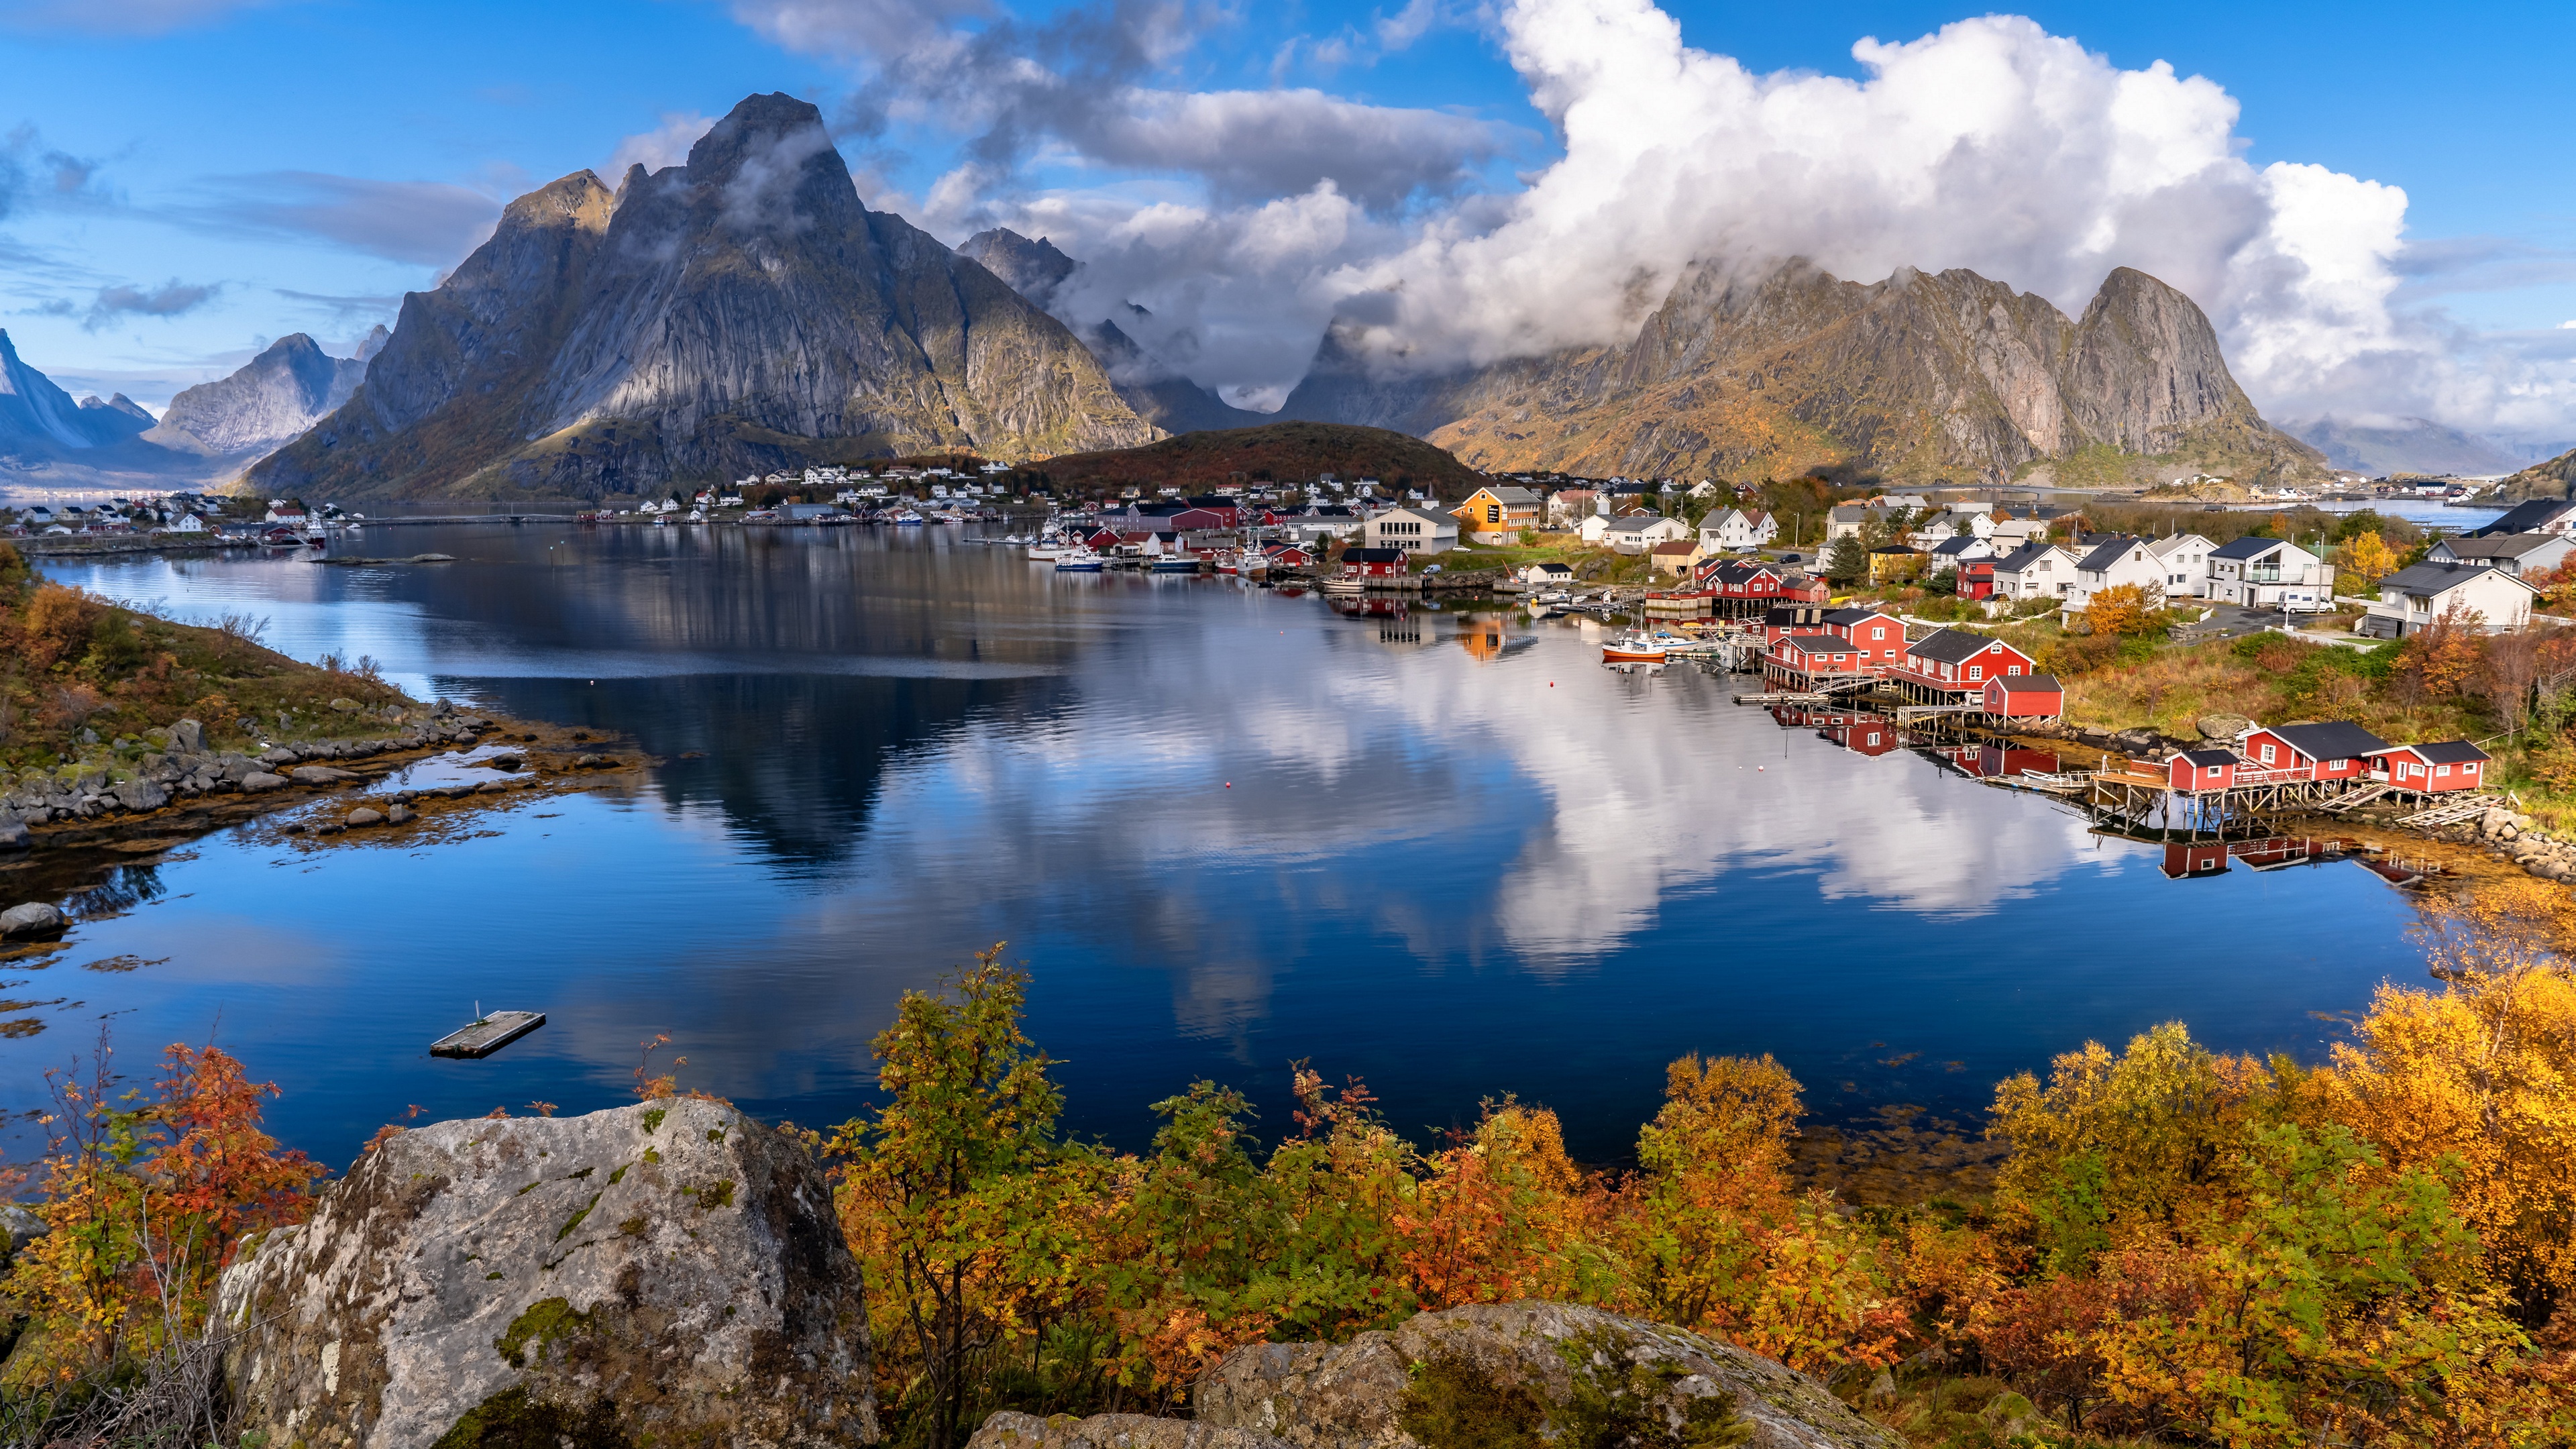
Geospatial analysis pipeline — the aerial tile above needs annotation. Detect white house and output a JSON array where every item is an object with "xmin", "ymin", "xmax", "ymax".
[
  {"xmin": 1825, "ymin": 504, "xmax": 1886, "ymax": 541},
  {"xmin": 1990, "ymin": 542, "xmax": 2078, "ymax": 600},
  {"xmin": 2208, "ymin": 537, "xmax": 2336, "ymax": 612},
  {"xmin": 1907, "ymin": 509, "xmax": 1994, "ymax": 547},
  {"xmin": 1927, "ymin": 535, "xmax": 1995, "ymax": 569},
  {"xmin": 2066, "ymin": 535, "xmax": 2170, "ymax": 611},
  {"xmin": 2360, "ymin": 561, "xmax": 2537, "ymax": 638},
  {"xmin": 164, "ymin": 513, "xmax": 206, "ymax": 533},
  {"xmin": 2427, "ymin": 531, "xmax": 2576, "ymax": 579},
  {"xmin": 1590, "ymin": 513, "xmax": 1690, "ymax": 553},
  {"xmin": 1362, "ymin": 506, "xmax": 1457, "ymax": 555},
  {"xmin": 2149, "ymin": 533, "xmax": 2218, "ymax": 599},
  {"xmin": 1546, "ymin": 489, "xmax": 1600, "ymax": 526},
  {"xmin": 1698, "ymin": 508, "xmax": 1778, "ymax": 551}
]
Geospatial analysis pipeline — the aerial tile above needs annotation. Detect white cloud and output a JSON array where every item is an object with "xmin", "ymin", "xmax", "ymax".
[
  {"xmin": 605, "ymin": 113, "xmax": 715, "ymax": 180},
  {"xmin": 737, "ymin": 0, "xmax": 2575, "ymax": 437}
]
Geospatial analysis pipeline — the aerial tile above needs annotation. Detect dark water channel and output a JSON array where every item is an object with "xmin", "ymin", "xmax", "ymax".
[{"xmin": 22, "ymin": 524, "xmax": 2423, "ymax": 1168}]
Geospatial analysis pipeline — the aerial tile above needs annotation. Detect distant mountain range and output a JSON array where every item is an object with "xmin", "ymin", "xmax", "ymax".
[
  {"xmin": 250, "ymin": 94, "xmax": 1154, "ymax": 500},
  {"xmin": 0, "ymin": 90, "xmax": 2535, "ymax": 498},
  {"xmin": 2286, "ymin": 415, "xmax": 2572, "ymax": 479},
  {"xmin": 1026, "ymin": 420, "xmax": 1485, "ymax": 495}
]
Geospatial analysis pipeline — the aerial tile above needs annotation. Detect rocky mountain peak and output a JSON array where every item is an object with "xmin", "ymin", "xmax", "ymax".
[
  {"xmin": 958, "ymin": 229, "xmax": 1077, "ymax": 309},
  {"xmin": 248, "ymin": 91, "xmax": 1153, "ymax": 500},
  {"xmin": 1293, "ymin": 256, "xmax": 2319, "ymax": 486},
  {"xmin": 144, "ymin": 330, "xmax": 374, "ymax": 459}
]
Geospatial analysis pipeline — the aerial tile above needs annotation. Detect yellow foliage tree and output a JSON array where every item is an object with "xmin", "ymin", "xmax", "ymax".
[
  {"xmin": 2082, "ymin": 582, "xmax": 2164, "ymax": 637},
  {"xmin": 2340, "ymin": 529, "xmax": 2398, "ymax": 585},
  {"xmin": 2304, "ymin": 884, "xmax": 2576, "ymax": 1315}
]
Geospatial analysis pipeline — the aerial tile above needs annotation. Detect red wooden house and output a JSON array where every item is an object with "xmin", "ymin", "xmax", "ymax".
[
  {"xmin": 2241, "ymin": 721, "xmax": 2387, "ymax": 784},
  {"xmin": 1958, "ymin": 561, "xmax": 1997, "ymax": 600},
  {"xmin": 1340, "ymin": 547, "xmax": 1409, "ymax": 579},
  {"xmin": 1890, "ymin": 629, "xmax": 2038, "ymax": 698},
  {"xmin": 1820, "ymin": 607, "xmax": 1909, "ymax": 669},
  {"xmin": 1762, "ymin": 604, "xmax": 1826, "ymax": 645},
  {"xmin": 1979, "ymin": 673, "xmax": 2063, "ymax": 719},
  {"xmin": 1263, "ymin": 543, "xmax": 1314, "ymax": 568},
  {"xmin": 1768, "ymin": 632, "xmax": 1872, "ymax": 682},
  {"xmin": 2365, "ymin": 740, "xmax": 2491, "ymax": 794},
  {"xmin": 2165, "ymin": 748, "xmax": 2241, "ymax": 792}
]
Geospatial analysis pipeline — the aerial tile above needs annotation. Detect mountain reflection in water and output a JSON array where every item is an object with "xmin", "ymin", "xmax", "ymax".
[{"xmin": 25, "ymin": 527, "xmax": 2425, "ymax": 1167}]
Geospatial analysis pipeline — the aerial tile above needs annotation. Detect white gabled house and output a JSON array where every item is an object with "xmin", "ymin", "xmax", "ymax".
[
  {"xmin": 2149, "ymin": 533, "xmax": 2217, "ymax": 598},
  {"xmin": 1697, "ymin": 508, "xmax": 1778, "ymax": 551},
  {"xmin": 1990, "ymin": 541, "xmax": 2077, "ymax": 600},
  {"xmin": 2359, "ymin": 561, "xmax": 2538, "ymax": 638},
  {"xmin": 2208, "ymin": 537, "xmax": 2335, "ymax": 612},
  {"xmin": 1591, "ymin": 513, "xmax": 1690, "ymax": 554},
  {"xmin": 2066, "ymin": 535, "xmax": 2168, "ymax": 611},
  {"xmin": 1362, "ymin": 506, "xmax": 1457, "ymax": 555},
  {"xmin": 2426, "ymin": 531, "xmax": 2576, "ymax": 579}
]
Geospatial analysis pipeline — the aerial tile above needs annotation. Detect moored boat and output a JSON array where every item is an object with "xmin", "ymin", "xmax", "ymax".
[
  {"xmin": 1601, "ymin": 633, "xmax": 1669, "ymax": 663},
  {"xmin": 1055, "ymin": 547, "xmax": 1105, "ymax": 572}
]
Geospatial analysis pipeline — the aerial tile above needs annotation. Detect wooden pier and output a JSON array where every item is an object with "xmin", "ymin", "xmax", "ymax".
[{"xmin": 429, "ymin": 1010, "xmax": 547, "ymax": 1059}]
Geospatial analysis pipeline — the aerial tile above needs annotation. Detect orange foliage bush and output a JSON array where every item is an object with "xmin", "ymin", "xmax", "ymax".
[{"xmin": 19, "ymin": 583, "xmax": 102, "ymax": 669}]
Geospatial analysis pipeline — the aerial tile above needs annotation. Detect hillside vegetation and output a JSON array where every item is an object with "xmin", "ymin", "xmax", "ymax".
[{"xmin": 1026, "ymin": 421, "xmax": 1487, "ymax": 498}]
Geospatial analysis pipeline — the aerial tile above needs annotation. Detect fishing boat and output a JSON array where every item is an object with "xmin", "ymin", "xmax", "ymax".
[
  {"xmin": 1026, "ymin": 540, "xmax": 1068, "ymax": 561},
  {"xmin": 1149, "ymin": 554, "xmax": 1201, "ymax": 574},
  {"xmin": 1601, "ymin": 633, "xmax": 1669, "ymax": 663},
  {"xmin": 1055, "ymin": 547, "xmax": 1106, "ymax": 572},
  {"xmin": 893, "ymin": 511, "xmax": 926, "ymax": 527}
]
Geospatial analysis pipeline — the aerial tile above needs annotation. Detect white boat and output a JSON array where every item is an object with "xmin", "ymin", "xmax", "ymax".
[
  {"xmin": 1055, "ymin": 547, "xmax": 1106, "ymax": 572},
  {"xmin": 894, "ymin": 511, "xmax": 925, "ymax": 527},
  {"xmin": 1026, "ymin": 541, "xmax": 1069, "ymax": 561},
  {"xmin": 1601, "ymin": 631, "xmax": 1668, "ymax": 663}
]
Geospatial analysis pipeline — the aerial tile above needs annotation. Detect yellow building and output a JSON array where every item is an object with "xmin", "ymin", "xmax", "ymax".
[{"xmin": 1450, "ymin": 485, "xmax": 1542, "ymax": 543}]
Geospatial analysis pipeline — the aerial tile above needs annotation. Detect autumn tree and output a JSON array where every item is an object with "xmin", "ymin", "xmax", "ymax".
[
  {"xmin": 2397, "ymin": 598, "xmax": 2485, "ymax": 703},
  {"xmin": 827, "ymin": 948, "xmax": 1105, "ymax": 1448},
  {"xmin": 2339, "ymin": 529, "xmax": 2398, "ymax": 585},
  {"xmin": 7, "ymin": 1039, "xmax": 322, "ymax": 1381},
  {"xmin": 2080, "ymin": 582, "xmax": 2165, "ymax": 638}
]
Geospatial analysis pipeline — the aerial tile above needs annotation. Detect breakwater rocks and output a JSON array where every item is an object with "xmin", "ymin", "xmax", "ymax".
[
  {"xmin": 974, "ymin": 1301, "xmax": 1898, "ymax": 1449},
  {"xmin": 217, "ymin": 1098, "xmax": 877, "ymax": 1449},
  {"xmin": 2447, "ymin": 808, "xmax": 2576, "ymax": 882}
]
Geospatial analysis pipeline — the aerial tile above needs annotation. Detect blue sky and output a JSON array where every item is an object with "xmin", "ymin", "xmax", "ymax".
[{"xmin": 3, "ymin": 0, "xmax": 2571, "ymax": 436}]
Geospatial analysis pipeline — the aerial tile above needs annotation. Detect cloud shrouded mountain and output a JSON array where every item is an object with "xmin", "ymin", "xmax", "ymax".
[
  {"xmin": 1277, "ymin": 258, "xmax": 2322, "ymax": 484},
  {"xmin": 250, "ymin": 94, "xmax": 1155, "ymax": 500},
  {"xmin": 813, "ymin": 0, "xmax": 2574, "ymax": 449}
]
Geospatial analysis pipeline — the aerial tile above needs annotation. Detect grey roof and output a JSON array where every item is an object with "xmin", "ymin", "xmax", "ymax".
[
  {"xmin": 2176, "ymin": 748, "xmax": 2241, "ymax": 767},
  {"xmin": 1480, "ymin": 486, "xmax": 1542, "ymax": 506},
  {"xmin": 1931, "ymin": 536, "xmax": 1985, "ymax": 555},
  {"xmin": 1601, "ymin": 513, "xmax": 1670, "ymax": 533},
  {"xmin": 2470, "ymin": 499, "xmax": 2576, "ymax": 536},
  {"xmin": 1907, "ymin": 627, "xmax": 2012, "ymax": 664},
  {"xmin": 2378, "ymin": 561, "xmax": 2531, "ymax": 596},
  {"xmin": 2264, "ymin": 720, "xmax": 2389, "ymax": 761},
  {"xmin": 2076, "ymin": 534, "xmax": 2147, "ymax": 572},
  {"xmin": 1822, "ymin": 606, "xmax": 1892, "ymax": 625},
  {"xmin": 2212, "ymin": 535, "xmax": 2290, "ymax": 560},
  {"xmin": 2434, "ymin": 532, "xmax": 2564, "ymax": 561},
  {"xmin": 1992, "ymin": 541, "xmax": 2061, "ymax": 573},
  {"xmin": 2418, "ymin": 740, "xmax": 2492, "ymax": 764},
  {"xmin": 1989, "ymin": 673, "xmax": 2063, "ymax": 694},
  {"xmin": 1827, "ymin": 504, "xmax": 1882, "ymax": 521},
  {"xmin": 1778, "ymin": 632, "xmax": 1847, "ymax": 651}
]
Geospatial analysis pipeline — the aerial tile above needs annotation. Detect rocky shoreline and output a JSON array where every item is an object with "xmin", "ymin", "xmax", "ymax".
[{"xmin": 0, "ymin": 704, "xmax": 640, "ymax": 928}]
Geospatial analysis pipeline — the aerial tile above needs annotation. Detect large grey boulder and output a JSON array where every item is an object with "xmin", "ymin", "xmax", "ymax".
[
  {"xmin": 216, "ymin": 1097, "xmax": 875, "ymax": 1449},
  {"xmin": 0, "ymin": 902, "xmax": 66, "ymax": 938},
  {"xmin": 241, "ymin": 771, "xmax": 288, "ymax": 793},
  {"xmin": 168, "ymin": 717, "xmax": 205, "ymax": 753},
  {"xmin": 113, "ymin": 779, "xmax": 168, "ymax": 812},
  {"xmin": 0, "ymin": 812, "xmax": 25, "ymax": 851},
  {"xmin": 1193, "ymin": 1302, "xmax": 1897, "ymax": 1449},
  {"xmin": 2195, "ymin": 712, "xmax": 2252, "ymax": 741},
  {"xmin": 288, "ymin": 764, "xmax": 360, "ymax": 786}
]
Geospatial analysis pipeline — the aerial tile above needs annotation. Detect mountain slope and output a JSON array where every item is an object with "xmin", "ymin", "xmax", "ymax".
[
  {"xmin": 143, "ymin": 333, "xmax": 374, "ymax": 458},
  {"xmin": 0, "ymin": 329, "xmax": 159, "ymax": 460},
  {"xmin": 1026, "ymin": 421, "xmax": 1483, "ymax": 495},
  {"xmin": 959, "ymin": 226, "xmax": 1272, "ymax": 437},
  {"xmin": 1280, "ymin": 260, "xmax": 2321, "ymax": 487},
  {"xmin": 252, "ymin": 95, "xmax": 1155, "ymax": 500},
  {"xmin": 2289, "ymin": 415, "xmax": 2526, "ymax": 478}
]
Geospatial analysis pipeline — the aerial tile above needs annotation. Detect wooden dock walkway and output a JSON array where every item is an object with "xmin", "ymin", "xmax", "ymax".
[{"xmin": 429, "ymin": 1010, "xmax": 547, "ymax": 1059}]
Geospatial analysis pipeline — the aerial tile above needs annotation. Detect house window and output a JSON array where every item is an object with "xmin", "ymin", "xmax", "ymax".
[
  {"xmin": 1969, "ymin": 665, "xmax": 1983, "ymax": 680},
  {"xmin": 2260, "ymin": 743, "xmax": 2276, "ymax": 763},
  {"xmin": 2436, "ymin": 764, "xmax": 2451, "ymax": 777},
  {"xmin": 2008, "ymin": 665, "xmax": 2023, "ymax": 675}
]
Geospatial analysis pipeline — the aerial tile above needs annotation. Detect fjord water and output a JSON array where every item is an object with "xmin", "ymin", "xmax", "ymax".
[{"xmin": 31, "ymin": 527, "xmax": 2421, "ymax": 1165}]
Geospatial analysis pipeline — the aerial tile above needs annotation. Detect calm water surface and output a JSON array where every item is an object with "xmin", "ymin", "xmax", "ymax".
[{"xmin": 25, "ymin": 525, "xmax": 2426, "ymax": 1166}]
